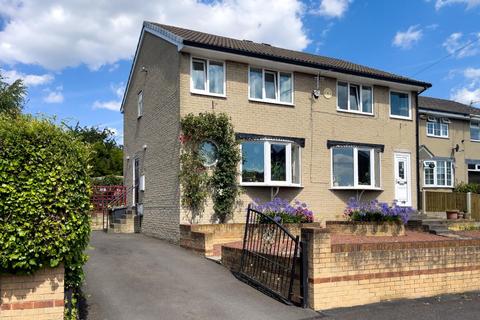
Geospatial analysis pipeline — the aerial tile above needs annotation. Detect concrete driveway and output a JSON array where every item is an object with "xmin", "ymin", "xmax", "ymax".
[{"xmin": 83, "ymin": 232, "xmax": 320, "ymax": 320}]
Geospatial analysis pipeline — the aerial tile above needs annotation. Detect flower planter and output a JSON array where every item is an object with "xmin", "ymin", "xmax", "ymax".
[
  {"xmin": 326, "ymin": 221, "xmax": 405, "ymax": 237},
  {"xmin": 446, "ymin": 210, "xmax": 459, "ymax": 220}
]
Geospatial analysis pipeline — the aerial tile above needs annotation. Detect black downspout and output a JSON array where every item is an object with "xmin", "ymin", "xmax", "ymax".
[{"xmin": 416, "ymin": 87, "xmax": 429, "ymax": 211}]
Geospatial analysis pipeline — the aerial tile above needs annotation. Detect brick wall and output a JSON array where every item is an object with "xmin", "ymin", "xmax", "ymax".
[
  {"xmin": 0, "ymin": 265, "xmax": 64, "ymax": 320},
  {"xmin": 302, "ymin": 227, "xmax": 480, "ymax": 310},
  {"xmin": 123, "ymin": 32, "xmax": 181, "ymax": 241}
]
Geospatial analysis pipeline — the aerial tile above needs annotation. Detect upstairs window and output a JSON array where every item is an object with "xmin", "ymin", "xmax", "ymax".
[
  {"xmin": 390, "ymin": 91, "xmax": 411, "ymax": 119},
  {"xmin": 331, "ymin": 146, "xmax": 381, "ymax": 189},
  {"xmin": 424, "ymin": 160, "xmax": 453, "ymax": 187},
  {"xmin": 137, "ymin": 91, "xmax": 143, "ymax": 118},
  {"xmin": 337, "ymin": 82, "xmax": 373, "ymax": 114},
  {"xmin": 191, "ymin": 57, "xmax": 225, "ymax": 96},
  {"xmin": 249, "ymin": 67, "xmax": 293, "ymax": 104},
  {"xmin": 471, "ymin": 121, "xmax": 480, "ymax": 141},
  {"xmin": 241, "ymin": 140, "xmax": 301, "ymax": 186},
  {"xmin": 426, "ymin": 117, "xmax": 449, "ymax": 138}
]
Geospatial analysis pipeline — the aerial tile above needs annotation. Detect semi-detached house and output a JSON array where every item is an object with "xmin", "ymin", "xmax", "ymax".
[{"xmin": 121, "ymin": 22, "xmax": 432, "ymax": 241}]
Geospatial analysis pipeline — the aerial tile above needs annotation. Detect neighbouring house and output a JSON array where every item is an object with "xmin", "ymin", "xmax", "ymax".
[
  {"xmin": 121, "ymin": 21, "xmax": 431, "ymax": 241},
  {"xmin": 418, "ymin": 96, "xmax": 480, "ymax": 191}
]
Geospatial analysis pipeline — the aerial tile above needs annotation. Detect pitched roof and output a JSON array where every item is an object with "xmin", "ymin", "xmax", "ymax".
[
  {"xmin": 418, "ymin": 96, "xmax": 480, "ymax": 116},
  {"xmin": 147, "ymin": 22, "xmax": 431, "ymax": 89}
]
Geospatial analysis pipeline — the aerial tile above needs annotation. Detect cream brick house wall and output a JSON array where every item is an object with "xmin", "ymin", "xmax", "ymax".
[
  {"xmin": 124, "ymin": 29, "xmax": 421, "ymax": 241},
  {"xmin": 179, "ymin": 53, "xmax": 418, "ymax": 225},
  {"xmin": 123, "ymin": 32, "xmax": 182, "ymax": 241},
  {"xmin": 419, "ymin": 116, "xmax": 480, "ymax": 190}
]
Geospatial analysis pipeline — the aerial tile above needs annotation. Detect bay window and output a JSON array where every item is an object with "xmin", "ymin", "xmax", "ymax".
[
  {"xmin": 468, "ymin": 163, "xmax": 480, "ymax": 184},
  {"xmin": 191, "ymin": 57, "xmax": 225, "ymax": 96},
  {"xmin": 423, "ymin": 160, "xmax": 453, "ymax": 187},
  {"xmin": 331, "ymin": 146, "xmax": 381, "ymax": 189},
  {"xmin": 471, "ymin": 121, "xmax": 480, "ymax": 141},
  {"xmin": 427, "ymin": 118, "xmax": 449, "ymax": 138},
  {"xmin": 337, "ymin": 81, "xmax": 373, "ymax": 114},
  {"xmin": 390, "ymin": 91, "xmax": 411, "ymax": 119},
  {"xmin": 249, "ymin": 67, "xmax": 293, "ymax": 104},
  {"xmin": 241, "ymin": 140, "xmax": 301, "ymax": 186}
]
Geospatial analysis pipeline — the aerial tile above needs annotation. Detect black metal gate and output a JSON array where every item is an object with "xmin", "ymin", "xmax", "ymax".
[{"xmin": 235, "ymin": 205, "xmax": 308, "ymax": 306}]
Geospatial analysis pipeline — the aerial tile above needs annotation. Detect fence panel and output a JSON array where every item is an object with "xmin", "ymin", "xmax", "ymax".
[
  {"xmin": 424, "ymin": 191, "xmax": 467, "ymax": 212},
  {"xmin": 471, "ymin": 193, "xmax": 480, "ymax": 220}
]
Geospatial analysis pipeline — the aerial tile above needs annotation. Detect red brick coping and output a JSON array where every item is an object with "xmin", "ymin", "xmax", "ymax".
[
  {"xmin": 0, "ymin": 299, "xmax": 64, "ymax": 311},
  {"xmin": 310, "ymin": 265, "xmax": 480, "ymax": 284}
]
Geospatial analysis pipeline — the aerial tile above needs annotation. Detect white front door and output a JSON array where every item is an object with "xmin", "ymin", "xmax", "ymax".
[{"xmin": 394, "ymin": 153, "xmax": 411, "ymax": 206}]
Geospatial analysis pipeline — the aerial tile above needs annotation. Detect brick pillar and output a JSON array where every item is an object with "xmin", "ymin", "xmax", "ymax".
[{"xmin": 301, "ymin": 227, "xmax": 331, "ymax": 310}]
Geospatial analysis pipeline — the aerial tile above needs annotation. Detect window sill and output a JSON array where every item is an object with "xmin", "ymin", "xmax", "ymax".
[
  {"xmin": 390, "ymin": 114, "xmax": 412, "ymax": 121},
  {"xmin": 190, "ymin": 90, "xmax": 226, "ymax": 99},
  {"xmin": 336, "ymin": 108, "xmax": 374, "ymax": 117},
  {"xmin": 240, "ymin": 182, "xmax": 303, "ymax": 188},
  {"xmin": 471, "ymin": 139, "xmax": 480, "ymax": 143},
  {"xmin": 248, "ymin": 98, "xmax": 294, "ymax": 107},
  {"xmin": 426, "ymin": 134, "xmax": 449, "ymax": 139},
  {"xmin": 330, "ymin": 186, "xmax": 383, "ymax": 191},
  {"xmin": 423, "ymin": 186, "xmax": 453, "ymax": 189}
]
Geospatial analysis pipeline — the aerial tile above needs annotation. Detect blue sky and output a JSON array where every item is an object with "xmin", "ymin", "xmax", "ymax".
[{"xmin": 1, "ymin": 0, "xmax": 479, "ymax": 144}]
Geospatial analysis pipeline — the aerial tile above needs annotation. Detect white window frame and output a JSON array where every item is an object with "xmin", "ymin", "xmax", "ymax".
[
  {"xmin": 137, "ymin": 91, "xmax": 143, "ymax": 118},
  {"xmin": 248, "ymin": 66, "xmax": 294, "ymax": 106},
  {"xmin": 426, "ymin": 118, "xmax": 449, "ymax": 138},
  {"xmin": 389, "ymin": 89, "xmax": 412, "ymax": 120},
  {"xmin": 468, "ymin": 163, "xmax": 480, "ymax": 183},
  {"xmin": 240, "ymin": 140, "xmax": 301, "ymax": 187},
  {"xmin": 471, "ymin": 121, "xmax": 480, "ymax": 142},
  {"xmin": 190, "ymin": 56, "xmax": 226, "ymax": 97},
  {"xmin": 330, "ymin": 146, "xmax": 381, "ymax": 190},
  {"xmin": 423, "ymin": 160, "xmax": 454, "ymax": 188},
  {"xmin": 336, "ymin": 81, "xmax": 374, "ymax": 115}
]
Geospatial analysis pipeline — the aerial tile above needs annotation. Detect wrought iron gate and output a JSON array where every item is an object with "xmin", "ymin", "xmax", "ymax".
[{"xmin": 235, "ymin": 205, "xmax": 308, "ymax": 306}]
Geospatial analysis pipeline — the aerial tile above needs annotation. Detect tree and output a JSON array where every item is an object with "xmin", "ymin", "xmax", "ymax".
[
  {"xmin": 0, "ymin": 72, "xmax": 26, "ymax": 117},
  {"xmin": 67, "ymin": 123, "xmax": 123, "ymax": 177}
]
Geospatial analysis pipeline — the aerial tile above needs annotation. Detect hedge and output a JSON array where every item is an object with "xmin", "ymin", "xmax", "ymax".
[{"xmin": 0, "ymin": 115, "xmax": 91, "ymax": 289}]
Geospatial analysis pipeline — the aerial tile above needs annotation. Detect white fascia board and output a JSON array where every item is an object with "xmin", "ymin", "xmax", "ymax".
[
  {"xmin": 418, "ymin": 108, "xmax": 470, "ymax": 120},
  {"xmin": 120, "ymin": 22, "xmax": 184, "ymax": 113},
  {"xmin": 182, "ymin": 45, "xmax": 427, "ymax": 92}
]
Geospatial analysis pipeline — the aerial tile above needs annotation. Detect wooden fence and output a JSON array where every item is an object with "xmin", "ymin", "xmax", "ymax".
[{"xmin": 423, "ymin": 191, "xmax": 480, "ymax": 220}]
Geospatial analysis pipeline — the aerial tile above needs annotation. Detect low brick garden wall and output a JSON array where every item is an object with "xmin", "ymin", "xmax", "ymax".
[
  {"xmin": 0, "ymin": 265, "xmax": 64, "ymax": 320},
  {"xmin": 303, "ymin": 227, "xmax": 480, "ymax": 310},
  {"xmin": 181, "ymin": 222, "xmax": 320, "ymax": 256},
  {"xmin": 326, "ymin": 221, "xmax": 405, "ymax": 236}
]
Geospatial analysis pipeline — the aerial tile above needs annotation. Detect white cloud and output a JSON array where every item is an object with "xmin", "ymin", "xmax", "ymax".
[
  {"xmin": 464, "ymin": 67, "xmax": 480, "ymax": 79},
  {"xmin": 443, "ymin": 32, "xmax": 480, "ymax": 58},
  {"xmin": 92, "ymin": 82, "xmax": 125, "ymax": 111},
  {"xmin": 0, "ymin": 0, "xmax": 309, "ymax": 71},
  {"xmin": 43, "ymin": 87, "xmax": 64, "ymax": 103},
  {"xmin": 1, "ymin": 69, "xmax": 53, "ymax": 86},
  {"xmin": 392, "ymin": 25, "xmax": 423, "ymax": 49},
  {"xmin": 92, "ymin": 100, "xmax": 121, "ymax": 111},
  {"xmin": 451, "ymin": 87, "xmax": 480, "ymax": 105},
  {"xmin": 312, "ymin": 0, "xmax": 352, "ymax": 18},
  {"xmin": 435, "ymin": 0, "xmax": 480, "ymax": 10}
]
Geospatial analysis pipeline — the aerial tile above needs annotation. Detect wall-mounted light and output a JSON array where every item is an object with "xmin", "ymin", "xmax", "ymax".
[
  {"xmin": 143, "ymin": 144, "xmax": 148, "ymax": 150},
  {"xmin": 126, "ymin": 156, "xmax": 130, "ymax": 160}
]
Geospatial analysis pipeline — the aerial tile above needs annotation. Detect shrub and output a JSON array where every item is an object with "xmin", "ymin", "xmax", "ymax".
[
  {"xmin": 454, "ymin": 182, "xmax": 480, "ymax": 194},
  {"xmin": 0, "ymin": 115, "xmax": 91, "ymax": 289},
  {"xmin": 344, "ymin": 198, "xmax": 413, "ymax": 224},
  {"xmin": 92, "ymin": 175, "xmax": 123, "ymax": 186},
  {"xmin": 250, "ymin": 198, "xmax": 313, "ymax": 224}
]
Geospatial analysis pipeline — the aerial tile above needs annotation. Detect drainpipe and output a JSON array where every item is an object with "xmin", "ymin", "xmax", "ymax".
[{"xmin": 416, "ymin": 86, "xmax": 429, "ymax": 211}]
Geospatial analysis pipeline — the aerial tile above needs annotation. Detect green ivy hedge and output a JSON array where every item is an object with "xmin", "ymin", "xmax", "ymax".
[{"xmin": 0, "ymin": 115, "xmax": 91, "ymax": 289}]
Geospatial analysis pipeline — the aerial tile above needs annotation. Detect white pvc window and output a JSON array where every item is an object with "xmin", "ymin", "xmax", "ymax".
[
  {"xmin": 331, "ymin": 146, "xmax": 381, "ymax": 189},
  {"xmin": 137, "ymin": 91, "xmax": 143, "ymax": 118},
  {"xmin": 427, "ymin": 118, "xmax": 449, "ymax": 138},
  {"xmin": 248, "ymin": 67, "xmax": 293, "ymax": 104},
  {"xmin": 191, "ymin": 57, "xmax": 225, "ymax": 96},
  {"xmin": 241, "ymin": 140, "xmax": 301, "ymax": 186},
  {"xmin": 337, "ymin": 81, "xmax": 373, "ymax": 114},
  {"xmin": 471, "ymin": 121, "xmax": 480, "ymax": 141},
  {"xmin": 390, "ymin": 90, "xmax": 411, "ymax": 119},
  {"xmin": 423, "ymin": 160, "xmax": 453, "ymax": 187}
]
